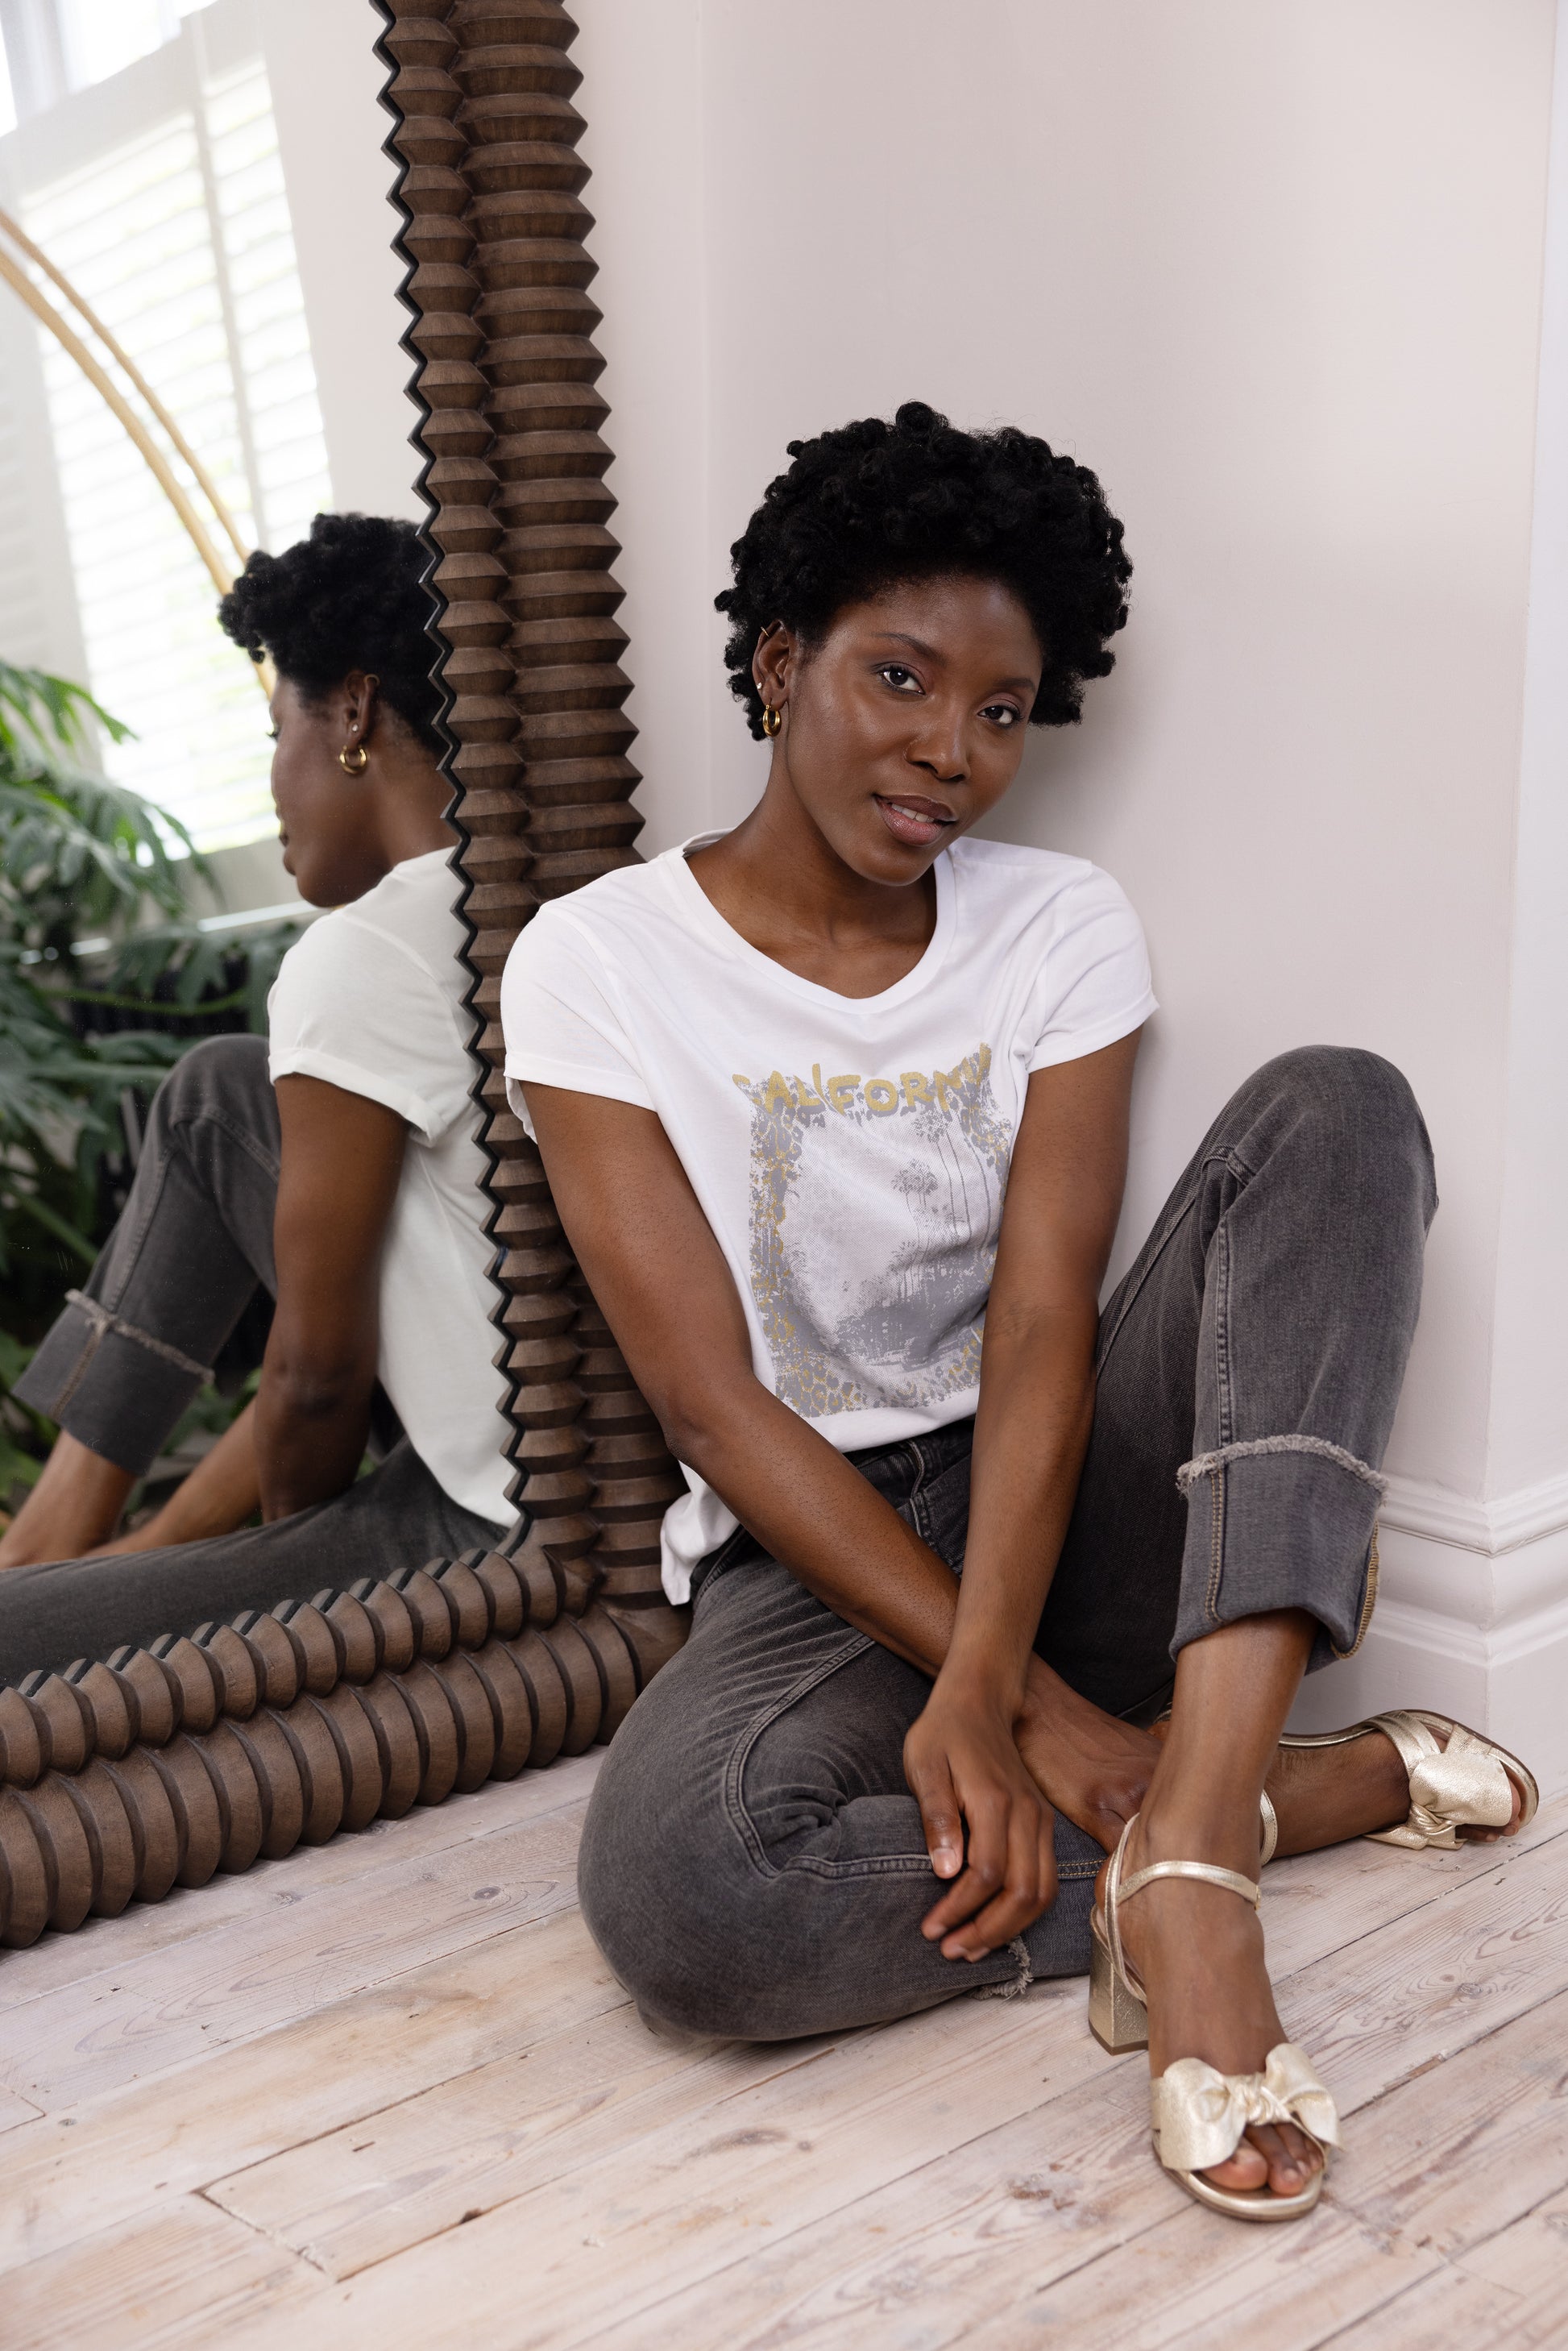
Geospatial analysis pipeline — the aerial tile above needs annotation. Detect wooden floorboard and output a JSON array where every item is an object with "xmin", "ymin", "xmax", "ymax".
[
  {"xmin": 2, "ymin": 2199, "xmax": 320, "ymax": 2351},
  {"xmin": 0, "ymin": 1765, "xmax": 1563, "ymax": 2351},
  {"xmin": 0, "ymin": 1755, "xmax": 603, "ymax": 2021},
  {"xmin": 0, "ymin": 1773, "xmax": 596, "ymax": 2113}
]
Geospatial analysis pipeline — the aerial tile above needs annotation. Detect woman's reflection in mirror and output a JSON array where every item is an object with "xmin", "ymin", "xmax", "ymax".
[{"xmin": 0, "ymin": 515, "xmax": 514, "ymax": 1680}]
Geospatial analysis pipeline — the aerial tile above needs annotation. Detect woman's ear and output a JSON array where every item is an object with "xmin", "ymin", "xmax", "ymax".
[
  {"xmin": 339, "ymin": 671, "xmax": 382, "ymax": 761},
  {"xmin": 752, "ymin": 622, "xmax": 791, "ymax": 710}
]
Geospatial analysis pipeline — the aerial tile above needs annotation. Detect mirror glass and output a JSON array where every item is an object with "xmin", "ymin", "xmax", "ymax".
[{"xmin": 0, "ymin": 0, "xmax": 454, "ymax": 1600}]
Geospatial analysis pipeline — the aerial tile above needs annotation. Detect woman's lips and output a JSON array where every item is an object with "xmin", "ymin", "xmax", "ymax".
[{"xmin": 873, "ymin": 794, "xmax": 956, "ymax": 849}]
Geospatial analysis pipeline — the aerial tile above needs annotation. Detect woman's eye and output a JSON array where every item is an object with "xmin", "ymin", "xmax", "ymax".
[
  {"xmin": 981, "ymin": 703, "xmax": 1021, "ymax": 727},
  {"xmin": 266, "ymin": 725, "xmax": 279, "ymax": 741},
  {"xmin": 878, "ymin": 664, "xmax": 921, "ymax": 692}
]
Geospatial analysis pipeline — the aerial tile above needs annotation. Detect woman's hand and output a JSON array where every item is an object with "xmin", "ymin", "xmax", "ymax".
[
  {"xmin": 1014, "ymin": 1657, "xmax": 1159, "ymax": 1853},
  {"xmin": 905, "ymin": 1668, "xmax": 1058, "ymax": 1961}
]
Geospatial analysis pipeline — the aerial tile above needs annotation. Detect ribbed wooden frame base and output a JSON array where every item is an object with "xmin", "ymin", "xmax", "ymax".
[
  {"xmin": 0, "ymin": 1539, "xmax": 681, "ymax": 1946},
  {"xmin": 0, "ymin": 0, "xmax": 690, "ymax": 1949}
]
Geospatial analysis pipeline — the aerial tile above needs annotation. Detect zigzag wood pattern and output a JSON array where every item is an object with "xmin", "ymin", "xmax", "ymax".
[
  {"xmin": 0, "ymin": 2, "xmax": 688, "ymax": 1952},
  {"xmin": 383, "ymin": 0, "xmax": 687, "ymax": 1624}
]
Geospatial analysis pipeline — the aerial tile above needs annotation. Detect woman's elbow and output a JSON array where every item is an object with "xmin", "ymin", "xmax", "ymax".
[
  {"xmin": 263, "ymin": 1351, "xmax": 374, "ymax": 1425},
  {"xmin": 645, "ymin": 1370, "xmax": 762, "ymax": 1481}
]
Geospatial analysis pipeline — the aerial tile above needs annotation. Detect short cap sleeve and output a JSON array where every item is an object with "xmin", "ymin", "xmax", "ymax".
[
  {"xmin": 268, "ymin": 911, "xmax": 472, "ymax": 1142},
  {"xmin": 501, "ymin": 906, "xmax": 656, "ymax": 1134},
  {"xmin": 1026, "ymin": 867, "xmax": 1158, "ymax": 1072}
]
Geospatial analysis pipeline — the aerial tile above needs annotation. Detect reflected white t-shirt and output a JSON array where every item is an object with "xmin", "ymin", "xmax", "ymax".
[
  {"xmin": 500, "ymin": 833, "xmax": 1157, "ymax": 1600},
  {"xmin": 268, "ymin": 850, "xmax": 512, "ymax": 1526}
]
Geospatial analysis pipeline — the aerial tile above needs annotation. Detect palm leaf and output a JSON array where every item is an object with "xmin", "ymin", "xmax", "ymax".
[{"xmin": 0, "ymin": 656, "xmax": 131, "ymax": 758}]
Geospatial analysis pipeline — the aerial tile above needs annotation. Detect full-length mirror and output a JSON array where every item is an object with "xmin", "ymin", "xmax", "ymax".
[{"xmin": 0, "ymin": 0, "xmax": 674, "ymax": 1943}]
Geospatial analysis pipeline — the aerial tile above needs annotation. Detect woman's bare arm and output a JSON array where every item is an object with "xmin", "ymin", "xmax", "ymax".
[
  {"xmin": 522, "ymin": 1081, "xmax": 966, "ymax": 1667},
  {"xmin": 942, "ymin": 1035, "xmax": 1138, "ymax": 1689},
  {"xmin": 909, "ymin": 1032, "xmax": 1143, "ymax": 1950},
  {"xmin": 87, "ymin": 1398, "xmax": 261, "ymax": 1555},
  {"xmin": 255, "ymin": 1075, "xmax": 407, "ymax": 1521}
]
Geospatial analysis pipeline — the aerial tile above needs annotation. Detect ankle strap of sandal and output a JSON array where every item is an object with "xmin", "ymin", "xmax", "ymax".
[{"xmin": 1119, "ymin": 1858, "xmax": 1262, "ymax": 1909}]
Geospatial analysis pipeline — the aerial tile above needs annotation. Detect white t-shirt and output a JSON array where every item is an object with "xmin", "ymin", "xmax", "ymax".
[
  {"xmin": 501, "ymin": 833, "xmax": 1157, "ymax": 1600},
  {"xmin": 268, "ymin": 849, "xmax": 512, "ymax": 1526}
]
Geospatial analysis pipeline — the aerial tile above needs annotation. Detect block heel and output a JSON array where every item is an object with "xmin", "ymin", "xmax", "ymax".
[{"xmin": 1088, "ymin": 1913, "xmax": 1148, "ymax": 2053}]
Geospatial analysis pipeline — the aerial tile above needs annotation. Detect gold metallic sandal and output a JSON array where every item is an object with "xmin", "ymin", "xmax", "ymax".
[
  {"xmin": 1279, "ymin": 1709, "xmax": 1537, "ymax": 1850},
  {"xmin": 1089, "ymin": 1817, "xmax": 1340, "ymax": 2221}
]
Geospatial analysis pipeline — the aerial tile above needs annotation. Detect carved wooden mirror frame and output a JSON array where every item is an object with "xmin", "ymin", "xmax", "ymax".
[
  {"xmin": 381, "ymin": 0, "xmax": 682, "ymax": 1675},
  {"xmin": 0, "ymin": 0, "xmax": 687, "ymax": 1949}
]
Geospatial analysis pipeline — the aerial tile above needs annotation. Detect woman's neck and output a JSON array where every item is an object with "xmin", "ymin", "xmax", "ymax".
[
  {"xmin": 371, "ymin": 759, "xmax": 459, "ymax": 872},
  {"xmin": 687, "ymin": 771, "xmax": 937, "ymax": 999}
]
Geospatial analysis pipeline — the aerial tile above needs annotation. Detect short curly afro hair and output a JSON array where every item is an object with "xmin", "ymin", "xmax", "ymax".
[
  {"xmin": 218, "ymin": 513, "xmax": 442, "ymax": 750},
  {"xmin": 716, "ymin": 402, "xmax": 1131, "ymax": 739}
]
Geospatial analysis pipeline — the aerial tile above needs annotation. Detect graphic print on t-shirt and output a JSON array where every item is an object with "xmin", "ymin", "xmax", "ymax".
[{"xmin": 732, "ymin": 1044, "xmax": 1011, "ymax": 1419}]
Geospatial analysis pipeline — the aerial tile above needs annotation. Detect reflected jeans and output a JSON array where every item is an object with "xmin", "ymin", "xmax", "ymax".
[
  {"xmin": 578, "ymin": 1046, "xmax": 1437, "ymax": 2042},
  {"xmin": 3, "ymin": 1035, "xmax": 500, "ymax": 1685}
]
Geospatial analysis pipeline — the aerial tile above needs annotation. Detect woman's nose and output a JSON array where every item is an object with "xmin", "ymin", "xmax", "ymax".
[{"xmin": 908, "ymin": 717, "xmax": 968, "ymax": 783}]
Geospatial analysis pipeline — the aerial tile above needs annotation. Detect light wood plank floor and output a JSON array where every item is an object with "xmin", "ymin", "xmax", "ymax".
[{"xmin": 0, "ymin": 1752, "xmax": 1564, "ymax": 2349}]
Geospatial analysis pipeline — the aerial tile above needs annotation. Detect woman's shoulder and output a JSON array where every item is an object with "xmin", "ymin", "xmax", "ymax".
[
  {"xmin": 948, "ymin": 835, "xmax": 1141, "ymax": 924},
  {"xmin": 507, "ymin": 849, "xmax": 683, "ymax": 970},
  {"xmin": 280, "ymin": 853, "xmax": 458, "ymax": 991}
]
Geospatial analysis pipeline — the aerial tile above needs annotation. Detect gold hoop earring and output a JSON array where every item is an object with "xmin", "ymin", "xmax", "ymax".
[
  {"xmin": 338, "ymin": 743, "xmax": 368, "ymax": 774},
  {"xmin": 761, "ymin": 701, "xmax": 782, "ymax": 739}
]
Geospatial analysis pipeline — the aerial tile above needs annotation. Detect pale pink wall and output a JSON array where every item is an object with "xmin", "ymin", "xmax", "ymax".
[{"xmin": 576, "ymin": 0, "xmax": 1560, "ymax": 1506}]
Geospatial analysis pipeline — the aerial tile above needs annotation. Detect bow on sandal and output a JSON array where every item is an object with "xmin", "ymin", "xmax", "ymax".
[
  {"xmin": 1158, "ymin": 1708, "xmax": 1535, "ymax": 1861},
  {"xmin": 1279, "ymin": 1709, "xmax": 1538, "ymax": 1850},
  {"xmin": 1089, "ymin": 1816, "xmax": 1341, "ymax": 2223}
]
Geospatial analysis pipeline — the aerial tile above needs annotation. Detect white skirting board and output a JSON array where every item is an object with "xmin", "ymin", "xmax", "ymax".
[{"xmin": 1285, "ymin": 1468, "xmax": 1568, "ymax": 1796}]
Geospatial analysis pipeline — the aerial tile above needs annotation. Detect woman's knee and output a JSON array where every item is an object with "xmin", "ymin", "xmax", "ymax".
[
  {"xmin": 579, "ymin": 1772, "xmax": 741, "ymax": 2037},
  {"xmin": 577, "ymin": 1774, "xmax": 802, "ymax": 2041},
  {"xmin": 1247, "ymin": 1045, "xmax": 1436, "ymax": 1213},
  {"xmin": 154, "ymin": 1032, "xmax": 271, "ymax": 1120}
]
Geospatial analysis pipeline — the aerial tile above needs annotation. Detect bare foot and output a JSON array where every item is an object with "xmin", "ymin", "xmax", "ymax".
[
  {"xmin": 1268, "ymin": 1724, "xmax": 1526, "ymax": 1850},
  {"xmin": 1150, "ymin": 1719, "xmax": 1527, "ymax": 1854},
  {"xmin": 1101, "ymin": 1811, "xmax": 1322, "ymax": 2201}
]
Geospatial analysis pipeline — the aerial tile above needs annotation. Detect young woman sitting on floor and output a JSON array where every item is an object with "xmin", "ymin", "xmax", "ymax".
[
  {"xmin": 0, "ymin": 513, "xmax": 512, "ymax": 1674},
  {"xmin": 501, "ymin": 403, "xmax": 1537, "ymax": 2224}
]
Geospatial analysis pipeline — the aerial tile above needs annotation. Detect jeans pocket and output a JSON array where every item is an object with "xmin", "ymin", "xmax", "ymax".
[{"xmin": 912, "ymin": 1454, "xmax": 971, "ymax": 1572}]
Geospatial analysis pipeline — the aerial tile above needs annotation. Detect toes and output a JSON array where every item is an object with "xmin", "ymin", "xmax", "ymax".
[
  {"xmin": 1251, "ymin": 2121, "xmax": 1321, "ymax": 2195},
  {"xmin": 1203, "ymin": 2141, "xmax": 1269, "ymax": 2193}
]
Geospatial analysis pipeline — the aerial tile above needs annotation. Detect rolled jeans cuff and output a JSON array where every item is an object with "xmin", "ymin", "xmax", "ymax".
[
  {"xmin": 11, "ymin": 1294, "xmax": 212, "ymax": 1477},
  {"xmin": 1172, "ymin": 1436, "xmax": 1384, "ymax": 1668}
]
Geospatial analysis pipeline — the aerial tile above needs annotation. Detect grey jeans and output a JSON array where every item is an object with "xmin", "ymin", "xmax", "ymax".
[
  {"xmin": 4, "ymin": 1035, "xmax": 500, "ymax": 1686},
  {"xmin": 578, "ymin": 1046, "xmax": 1437, "ymax": 2042}
]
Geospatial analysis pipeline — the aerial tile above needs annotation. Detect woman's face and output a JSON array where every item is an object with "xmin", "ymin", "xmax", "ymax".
[
  {"xmin": 756, "ymin": 575, "xmax": 1043, "ymax": 887},
  {"xmin": 268, "ymin": 673, "xmax": 381, "ymax": 908}
]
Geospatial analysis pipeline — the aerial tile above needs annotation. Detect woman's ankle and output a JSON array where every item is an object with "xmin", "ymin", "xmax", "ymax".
[{"xmin": 1135, "ymin": 1788, "xmax": 1268, "ymax": 1878}]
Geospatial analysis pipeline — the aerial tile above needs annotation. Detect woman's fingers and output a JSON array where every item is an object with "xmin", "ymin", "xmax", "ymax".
[
  {"xmin": 906, "ymin": 1697, "xmax": 1058, "ymax": 1958},
  {"xmin": 907, "ymin": 1752, "xmax": 966, "ymax": 1882},
  {"xmin": 920, "ymin": 1783, "xmax": 1010, "ymax": 1938},
  {"xmin": 935, "ymin": 1790, "xmax": 1057, "ymax": 1958}
]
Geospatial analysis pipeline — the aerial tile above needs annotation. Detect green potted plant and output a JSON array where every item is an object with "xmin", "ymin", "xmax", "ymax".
[{"xmin": 0, "ymin": 657, "xmax": 297, "ymax": 1511}]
